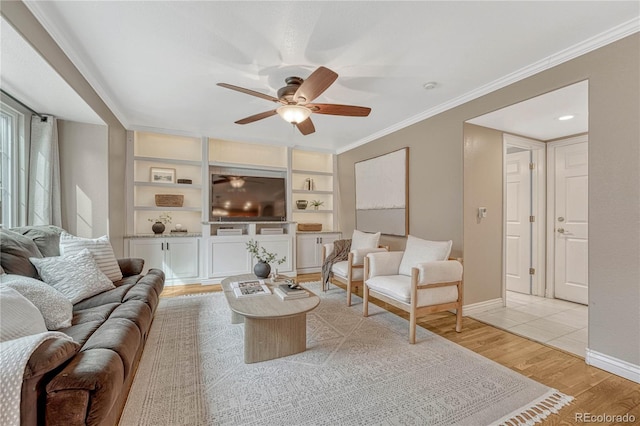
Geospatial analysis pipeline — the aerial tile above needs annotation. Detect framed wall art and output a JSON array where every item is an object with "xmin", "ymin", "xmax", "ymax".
[
  {"xmin": 150, "ymin": 167, "xmax": 176, "ymax": 184},
  {"xmin": 354, "ymin": 147, "xmax": 409, "ymax": 236}
]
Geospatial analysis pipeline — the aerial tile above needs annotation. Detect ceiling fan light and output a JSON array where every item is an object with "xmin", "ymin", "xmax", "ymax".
[{"xmin": 277, "ymin": 105, "xmax": 312, "ymax": 123}]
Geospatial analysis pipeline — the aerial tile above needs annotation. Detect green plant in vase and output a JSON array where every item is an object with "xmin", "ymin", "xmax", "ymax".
[
  {"xmin": 246, "ymin": 239, "xmax": 286, "ymax": 279},
  {"xmin": 310, "ymin": 200, "xmax": 324, "ymax": 210}
]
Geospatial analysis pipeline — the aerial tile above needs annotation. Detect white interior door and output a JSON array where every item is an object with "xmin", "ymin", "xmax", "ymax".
[
  {"xmin": 553, "ymin": 141, "xmax": 588, "ymax": 305},
  {"xmin": 506, "ymin": 150, "xmax": 532, "ymax": 294}
]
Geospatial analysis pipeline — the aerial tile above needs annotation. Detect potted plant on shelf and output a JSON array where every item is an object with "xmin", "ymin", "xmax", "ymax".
[
  {"xmin": 246, "ymin": 239, "xmax": 286, "ymax": 278},
  {"xmin": 310, "ymin": 200, "xmax": 324, "ymax": 210},
  {"xmin": 148, "ymin": 212, "xmax": 172, "ymax": 234}
]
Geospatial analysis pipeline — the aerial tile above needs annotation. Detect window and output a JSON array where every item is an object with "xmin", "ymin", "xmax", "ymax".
[{"xmin": 0, "ymin": 103, "xmax": 23, "ymax": 228}]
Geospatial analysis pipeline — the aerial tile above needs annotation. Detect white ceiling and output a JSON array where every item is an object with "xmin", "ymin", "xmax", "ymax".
[
  {"xmin": 467, "ymin": 80, "xmax": 589, "ymax": 140},
  {"xmin": 4, "ymin": 1, "xmax": 639, "ymax": 152}
]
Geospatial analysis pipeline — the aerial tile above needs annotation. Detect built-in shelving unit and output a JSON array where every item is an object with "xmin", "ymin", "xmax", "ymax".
[{"xmin": 291, "ymin": 149, "xmax": 336, "ymax": 232}]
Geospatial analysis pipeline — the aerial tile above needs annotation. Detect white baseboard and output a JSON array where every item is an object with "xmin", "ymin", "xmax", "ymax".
[
  {"xmin": 462, "ymin": 298, "xmax": 503, "ymax": 317},
  {"xmin": 586, "ymin": 349, "xmax": 640, "ymax": 384}
]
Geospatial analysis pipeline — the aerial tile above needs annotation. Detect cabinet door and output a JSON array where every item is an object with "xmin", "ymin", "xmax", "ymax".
[
  {"xmin": 257, "ymin": 236, "xmax": 293, "ymax": 272},
  {"xmin": 316, "ymin": 233, "xmax": 341, "ymax": 266},
  {"xmin": 165, "ymin": 238, "xmax": 199, "ymax": 280},
  {"xmin": 129, "ymin": 239, "xmax": 164, "ymax": 274},
  {"xmin": 296, "ymin": 234, "xmax": 321, "ymax": 269},
  {"xmin": 210, "ymin": 238, "xmax": 252, "ymax": 277}
]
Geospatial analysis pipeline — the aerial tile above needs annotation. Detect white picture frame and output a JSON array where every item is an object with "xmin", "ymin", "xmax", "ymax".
[{"xmin": 150, "ymin": 167, "xmax": 176, "ymax": 184}]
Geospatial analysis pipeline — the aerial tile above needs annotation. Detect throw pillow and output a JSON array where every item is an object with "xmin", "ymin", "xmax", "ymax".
[
  {"xmin": 398, "ymin": 235, "xmax": 453, "ymax": 276},
  {"xmin": 30, "ymin": 248, "xmax": 115, "ymax": 304},
  {"xmin": 0, "ymin": 229, "xmax": 43, "ymax": 278},
  {"xmin": 0, "ymin": 287, "xmax": 47, "ymax": 342},
  {"xmin": 351, "ymin": 230, "xmax": 381, "ymax": 251},
  {"xmin": 59, "ymin": 232, "xmax": 123, "ymax": 282},
  {"xmin": 0, "ymin": 274, "xmax": 73, "ymax": 330}
]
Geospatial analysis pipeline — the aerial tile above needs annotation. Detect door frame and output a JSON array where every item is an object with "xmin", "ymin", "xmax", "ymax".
[
  {"xmin": 545, "ymin": 134, "xmax": 589, "ymax": 299},
  {"xmin": 502, "ymin": 134, "xmax": 546, "ymax": 303}
]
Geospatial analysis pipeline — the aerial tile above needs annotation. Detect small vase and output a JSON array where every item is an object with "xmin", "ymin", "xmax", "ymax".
[
  {"xmin": 253, "ymin": 261, "xmax": 271, "ymax": 279},
  {"xmin": 152, "ymin": 222, "xmax": 165, "ymax": 234}
]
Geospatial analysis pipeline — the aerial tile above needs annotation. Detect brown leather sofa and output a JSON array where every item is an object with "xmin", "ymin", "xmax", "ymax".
[{"xmin": 1, "ymin": 226, "xmax": 165, "ymax": 425}]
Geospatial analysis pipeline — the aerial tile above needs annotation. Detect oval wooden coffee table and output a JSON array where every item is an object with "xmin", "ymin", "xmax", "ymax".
[{"xmin": 222, "ymin": 274, "xmax": 320, "ymax": 364}]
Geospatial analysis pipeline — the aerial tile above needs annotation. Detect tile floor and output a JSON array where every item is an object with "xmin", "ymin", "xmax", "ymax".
[{"xmin": 468, "ymin": 291, "xmax": 588, "ymax": 357}]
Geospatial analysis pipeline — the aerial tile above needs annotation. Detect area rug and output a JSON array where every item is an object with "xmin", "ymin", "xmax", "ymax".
[{"xmin": 119, "ymin": 282, "xmax": 572, "ymax": 426}]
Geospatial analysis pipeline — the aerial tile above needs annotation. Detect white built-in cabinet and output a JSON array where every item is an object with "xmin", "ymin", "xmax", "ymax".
[
  {"xmin": 129, "ymin": 237, "xmax": 199, "ymax": 283},
  {"xmin": 126, "ymin": 132, "xmax": 339, "ymax": 283},
  {"xmin": 296, "ymin": 232, "xmax": 341, "ymax": 273}
]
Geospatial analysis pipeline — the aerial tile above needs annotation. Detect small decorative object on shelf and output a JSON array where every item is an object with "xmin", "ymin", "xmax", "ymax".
[
  {"xmin": 304, "ymin": 178, "xmax": 314, "ymax": 191},
  {"xmin": 310, "ymin": 200, "xmax": 324, "ymax": 210},
  {"xmin": 170, "ymin": 223, "xmax": 187, "ymax": 233},
  {"xmin": 246, "ymin": 239, "xmax": 286, "ymax": 279},
  {"xmin": 177, "ymin": 179, "xmax": 192, "ymax": 184},
  {"xmin": 155, "ymin": 194, "xmax": 184, "ymax": 207},
  {"xmin": 296, "ymin": 200, "xmax": 308, "ymax": 210},
  {"xmin": 298, "ymin": 223, "xmax": 322, "ymax": 232},
  {"xmin": 148, "ymin": 212, "xmax": 172, "ymax": 234}
]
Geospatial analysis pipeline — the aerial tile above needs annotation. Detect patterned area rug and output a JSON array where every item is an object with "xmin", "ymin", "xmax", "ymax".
[{"xmin": 120, "ymin": 282, "xmax": 572, "ymax": 426}]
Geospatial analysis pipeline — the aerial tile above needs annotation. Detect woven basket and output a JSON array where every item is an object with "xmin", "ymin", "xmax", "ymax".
[
  {"xmin": 155, "ymin": 194, "xmax": 184, "ymax": 207},
  {"xmin": 298, "ymin": 223, "xmax": 322, "ymax": 232}
]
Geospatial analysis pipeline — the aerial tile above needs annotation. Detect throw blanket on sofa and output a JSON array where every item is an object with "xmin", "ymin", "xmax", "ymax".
[
  {"xmin": 321, "ymin": 238, "xmax": 351, "ymax": 291},
  {"xmin": 0, "ymin": 332, "xmax": 72, "ymax": 426}
]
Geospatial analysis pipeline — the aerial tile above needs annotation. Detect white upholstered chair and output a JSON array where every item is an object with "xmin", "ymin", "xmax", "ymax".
[
  {"xmin": 363, "ymin": 235, "xmax": 463, "ymax": 343},
  {"xmin": 322, "ymin": 230, "xmax": 387, "ymax": 306}
]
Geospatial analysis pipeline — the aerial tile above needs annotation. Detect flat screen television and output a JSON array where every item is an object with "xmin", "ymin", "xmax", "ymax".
[{"xmin": 210, "ymin": 171, "xmax": 287, "ymax": 222}]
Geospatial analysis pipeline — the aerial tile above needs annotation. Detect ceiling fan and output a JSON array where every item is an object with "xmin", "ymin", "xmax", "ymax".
[{"xmin": 217, "ymin": 66, "xmax": 371, "ymax": 135}]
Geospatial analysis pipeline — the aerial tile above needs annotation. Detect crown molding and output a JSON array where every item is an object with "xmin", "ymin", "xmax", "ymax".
[{"xmin": 338, "ymin": 17, "xmax": 640, "ymax": 155}]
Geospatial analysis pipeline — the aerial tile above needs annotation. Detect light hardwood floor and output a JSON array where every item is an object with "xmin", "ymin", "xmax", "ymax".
[{"xmin": 161, "ymin": 274, "xmax": 640, "ymax": 425}]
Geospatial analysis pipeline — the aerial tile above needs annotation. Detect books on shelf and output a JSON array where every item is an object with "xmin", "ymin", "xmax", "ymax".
[
  {"xmin": 274, "ymin": 284, "xmax": 309, "ymax": 301},
  {"xmin": 231, "ymin": 279, "xmax": 271, "ymax": 298}
]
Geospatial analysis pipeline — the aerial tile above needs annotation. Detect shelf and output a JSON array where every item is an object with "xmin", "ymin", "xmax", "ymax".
[
  {"xmin": 294, "ymin": 209, "xmax": 332, "ymax": 213},
  {"xmin": 134, "ymin": 181, "xmax": 202, "ymax": 189},
  {"xmin": 292, "ymin": 189, "xmax": 332, "ymax": 195},
  {"xmin": 134, "ymin": 156, "xmax": 202, "ymax": 166},
  {"xmin": 291, "ymin": 169, "xmax": 333, "ymax": 176},
  {"xmin": 134, "ymin": 206, "xmax": 202, "ymax": 212}
]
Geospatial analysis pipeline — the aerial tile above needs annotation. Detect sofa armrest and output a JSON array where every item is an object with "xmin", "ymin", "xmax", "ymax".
[
  {"xmin": 21, "ymin": 338, "xmax": 80, "ymax": 426},
  {"xmin": 414, "ymin": 260, "xmax": 463, "ymax": 285},
  {"xmin": 117, "ymin": 258, "xmax": 145, "ymax": 277},
  {"xmin": 351, "ymin": 247, "xmax": 387, "ymax": 265},
  {"xmin": 366, "ymin": 251, "xmax": 404, "ymax": 278}
]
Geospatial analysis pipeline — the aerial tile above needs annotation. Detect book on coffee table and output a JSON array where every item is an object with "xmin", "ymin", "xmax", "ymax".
[
  {"xmin": 274, "ymin": 284, "xmax": 309, "ymax": 300},
  {"xmin": 231, "ymin": 279, "xmax": 271, "ymax": 298}
]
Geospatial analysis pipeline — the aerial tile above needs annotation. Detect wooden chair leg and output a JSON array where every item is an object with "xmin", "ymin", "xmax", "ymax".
[
  {"xmin": 409, "ymin": 309, "xmax": 416, "ymax": 344},
  {"xmin": 455, "ymin": 307, "xmax": 463, "ymax": 332},
  {"xmin": 347, "ymin": 280, "xmax": 352, "ymax": 307},
  {"xmin": 363, "ymin": 284, "xmax": 369, "ymax": 317}
]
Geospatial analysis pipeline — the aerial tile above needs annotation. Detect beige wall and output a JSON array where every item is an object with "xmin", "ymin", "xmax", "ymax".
[
  {"xmin": 462, "ymin": 124, "xmax": 504, "ymax": 304},
  {"xmin": 2, "ymin": 1, "xmax": 128, "ymax": 256},
  {"xmin": 58, "ymin": 120, "xmax": 109, "ymax": 237},
  {"xmin": 338, "ymin": 33, "xmax": 640, "ymax": 366}
]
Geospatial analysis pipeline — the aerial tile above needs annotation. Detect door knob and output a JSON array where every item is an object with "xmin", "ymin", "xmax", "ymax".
[
  {"xmin": 558, "ymin": 217, "xmax": 565, "ymax": 222},
  {"xmin": 557, "ymin": 228, "xmax": 565, "ymax": 234}
]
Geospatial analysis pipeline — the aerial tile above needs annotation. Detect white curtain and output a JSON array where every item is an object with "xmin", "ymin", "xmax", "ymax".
[{"xmin": 28, "ymin": 115, "xmax": 61, "ymax": 226}]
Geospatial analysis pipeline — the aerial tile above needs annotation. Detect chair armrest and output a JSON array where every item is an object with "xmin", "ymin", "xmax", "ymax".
[
  {"xmin": 366, "ymin": 251, "xmax": 404, "ymax": 278},
  {"xmin": 322, "ymin": 243, "xmax": 335, "ymax": 261},
  {"xmin": 117, "ymin": 258, "xmax": 145, "ymax": 276},
  {"xmin": 351, "ymin": 247, "xmax": 388, "ymax": 265},
  {"xmin": 414, "ymin": 260, "xmax": 463, "ymax": 285}
]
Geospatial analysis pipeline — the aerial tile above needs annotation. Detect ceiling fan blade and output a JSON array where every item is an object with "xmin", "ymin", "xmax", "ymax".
[
  {"xmin": 234, "ymin": 109, "xmax": 278, "ymax": 124},
  {"xmin": 294, "ymin": 66, "xmax": 338, "ymax": 103},
  {"xmin": 308, "ymin": 103, "xmax": 371, "ymax": 117},
  {"xmin": 217, "ymin": 83, "xmax": 282, "ymax": 103},
  {"xmin": 295, "ymin": 117, "xmax": 316, "ymax": 135}
]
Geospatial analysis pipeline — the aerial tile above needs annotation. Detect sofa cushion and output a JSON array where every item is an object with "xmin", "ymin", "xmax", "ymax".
[
  {"xmin": 332, "ymin": 260, "xmax": 364, "ymax": 280},
  {"xmin": 351, "ymin": 229, "xmax": 381, "ymax": 251},
  {"xmin": 82, "ymin": 318, "xmax": 141, "ymax": 378},
  {"xmin": 398, "ymin": 236, "xmax": 452, "ymax": 276},
  {"xmin": 60, "ymin": 233, "xmax": 123, "ymax": 282},
  {"xmin": 60, "ymin": 321, "xmax": 103, "ymax": 347},
  {"xmin": 111, "ymin": 301, "xmax": 153, "ymax": 340},
  {"xmin": 366, "ymin": 275, "xmax": 458, "ymax": 307},
  {"xmin": 72, "ymin": 303, "xmax": 120, "ymax": 325},
  {"xmin": 10, "ymin": 225, "xmax": 64, "ymax": 257},
  {"xmin": 73, "ymin": 284, "xmax": 135, "ymax": 311},
  {"xmin": 30, "ymin": 248, "xmax": 115, "ymax": 304},
  {"xmin": 0, "ymin": 287, "xmax": 48, "ymax": 341},
  {"xmin": 1, "ymin": 274, "xmax": 73, "ymax": 330},
  {"xmin": 0, "ymin": 229, "xmax": 43, "ymax": 278}
]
